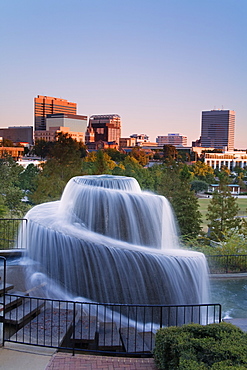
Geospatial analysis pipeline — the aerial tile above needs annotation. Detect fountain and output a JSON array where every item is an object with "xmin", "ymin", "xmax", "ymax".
[{"xmin": 20, "ymin": 175, "xmax": 209, "ymax": 308}]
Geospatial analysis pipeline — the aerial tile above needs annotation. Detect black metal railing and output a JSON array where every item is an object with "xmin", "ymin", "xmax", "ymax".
[
  {"xmin": 0, "ymin": 219, "xmax": 27, "ymax": 250},
  {"xmin": 0, "ymin": 256, "xmax": 7, "ymax": 346},
  {"xmin": 207, "ymin": 254, "xmax": 247, "ymax": 274},
  {"xmin": 2, "ymin": 293, "xmax": 221, "ymax": 356}
]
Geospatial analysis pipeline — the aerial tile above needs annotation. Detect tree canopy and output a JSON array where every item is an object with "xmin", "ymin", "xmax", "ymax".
[{"xmin": 206, "ymin": 181, "xmax": 240, "ymax": 241}]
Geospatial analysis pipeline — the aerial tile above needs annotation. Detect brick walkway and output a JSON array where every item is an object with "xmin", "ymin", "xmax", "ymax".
[{"xmin": 45, "ymin": 353, "xmax": 157, "ymax": 369}]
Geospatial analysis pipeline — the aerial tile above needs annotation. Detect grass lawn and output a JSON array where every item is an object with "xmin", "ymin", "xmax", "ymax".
[{"xmin": 198, "ymin": 197, "xmax": 247, "ymax": 232}]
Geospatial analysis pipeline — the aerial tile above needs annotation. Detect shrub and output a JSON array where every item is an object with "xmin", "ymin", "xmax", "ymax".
[{"xmin": 153, "ymin": 322, "xmax": 247, "ymax": 369}]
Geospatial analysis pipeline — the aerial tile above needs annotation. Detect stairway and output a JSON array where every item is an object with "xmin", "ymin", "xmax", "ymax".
[
  {"xmin": 1, "ymin": 286, "xmax": 155, "ymax": 354},
  {"xmin": 0, "ymin": 285, "xmax": 44, "ymax": 333}
]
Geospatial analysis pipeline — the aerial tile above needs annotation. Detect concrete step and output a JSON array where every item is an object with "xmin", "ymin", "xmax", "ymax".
[
  {"xmin": 10, "ymin": 307, "xmax": 74, "ymax": 347},
  {"xmin": 0, "ymin": 292, "xmax": 28, "ymax": 313},
  {"xmin": 4, "ymin": 298, "xmax": 45, "ymax": 327},
  {"xmin": 71, "ymin": 315, "xmax": 98, "ymax": 344},
  {"xmin": 98, "ymin": 322, "xmax": 123, "ymax": 351},
  {"xmin": 120, "ymin": 327, "xmax": 151, "ymax": 353},
  {"xmin": 0, "ymin": 283, "xmax": 14, "ymax": 296},
  {"xmin": 138, "ymin": 331, "xmax": 156, "ymax": 352}
]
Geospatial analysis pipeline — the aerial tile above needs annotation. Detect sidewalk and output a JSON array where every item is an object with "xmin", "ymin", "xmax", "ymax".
[
  {"xmin": 45, "ymin": 352, "xmax": 157, "ymax": 369},
  {"xmin": 0, "ymin": 343, "xmax": 55, "ymax": 370},
  {"xmin": 0, "ymin": 343, "xmax": 157, "ymax": 370}
]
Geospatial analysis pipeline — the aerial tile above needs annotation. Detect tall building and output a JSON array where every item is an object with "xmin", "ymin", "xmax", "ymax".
[
  {"xmin": 34, "ymin": 95, "xmax": 77, "ymax": 131},
  {"xmin": 201, "ymin": 110, "xmax": 235, "ymax": 150},
  {"xmin": 88, "ymin": 114, "xmax": 121, "ymax": 144},
  {"xmin": 156, "ymin": 133, "xmax": 187, "ymax": 147}
]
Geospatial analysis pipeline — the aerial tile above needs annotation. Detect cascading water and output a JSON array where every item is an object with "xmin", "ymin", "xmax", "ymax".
[{"xmin": 21, "ymin": 175, "xmax": 209, "ymax": 309}]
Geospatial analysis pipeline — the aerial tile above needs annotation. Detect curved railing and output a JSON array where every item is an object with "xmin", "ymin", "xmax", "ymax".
[
  {"xmin": 0, "ymin": 218, "xmax": 27, "ymax": 250},
  {"xmin": 207, "ymin": 254, "xmax": 247, "ymax": 274},
  {"xmin": 1, "ymin": 291, "xmax": 221, "ymax": 356}
]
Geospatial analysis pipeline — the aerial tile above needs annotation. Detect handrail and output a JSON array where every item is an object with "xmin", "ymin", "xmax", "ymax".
[
  {"xmin": 206, "ymin": 254, "xmax": 247, "ymax": 274},
  {"xmin": 0, "ymin": 218, "xmax": 27, "ymax": 250},
  {"xmin": 3, "ymin": 293, "xmax": 221, "ymax": 356}
]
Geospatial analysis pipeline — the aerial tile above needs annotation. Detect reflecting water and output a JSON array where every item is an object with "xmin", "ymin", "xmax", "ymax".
[{"xmin": 210, "ymin": 278, "xmax": 247, "ymax": 319}]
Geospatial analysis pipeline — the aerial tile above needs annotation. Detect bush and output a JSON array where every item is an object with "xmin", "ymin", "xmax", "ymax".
[{"xmin": 153, "ymin": 322, "xmax": 247, "ymax": 369}]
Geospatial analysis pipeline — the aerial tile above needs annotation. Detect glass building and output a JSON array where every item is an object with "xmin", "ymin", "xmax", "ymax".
[{"xmin": 201, "ymin": 110, "xmax": 235, "ymax": 151}]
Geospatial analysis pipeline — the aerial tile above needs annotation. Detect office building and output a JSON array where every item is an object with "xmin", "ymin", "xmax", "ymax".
[
  {"xmin": 130, "ymin": 134, "xmax": 149, "ymax": 145},
  {"xmin": 88, "ymin": 114, "xmax": 121, "ymax": 144},
  {"xmin": 46, "ymin": 113, "xmax": 87, "ymax": 133},
  {"xmin": 34, "ymin": 126, "xmax": 84, "ymax": 143},
  {"xmin": 156, "ymin": 133, "xmax": 187, "ymax": 147},
  {"xmin": 201, "ymin": 110, "xmax": 235, "ymax": 150},
  {"xmin": 119, "ymin": 137, "xmax": 136, "ymax": 148},
  {"xmin": 0, "ymin": 126, "xmax": 33, "ymax": 145},
  {"xmin": 34, "ymin": 95, "xmax": 77, "ymax": 131}
]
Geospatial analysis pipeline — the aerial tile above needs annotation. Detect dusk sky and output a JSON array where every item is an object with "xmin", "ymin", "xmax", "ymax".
[{"xmin": 1, "ymin": 0, "xmax": 246, "ymax": 148}]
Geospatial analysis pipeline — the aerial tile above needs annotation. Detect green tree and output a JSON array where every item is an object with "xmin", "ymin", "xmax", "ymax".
[
  {"xmin": 191, "ymin": 180, "xmax": 209, "ymax": 193},
  {"xmin": 0, "ymin": 195, "xmax": 7, "ymax": 217},
  {"xmin": 30, "ymin": 134, "xmax": 84, "ymax": 204},
  {"xmin": 191, "ymin": 161, "xmax": 215, "ymax": 183},
  {"xmin": 156, "ymin": 163, "xmax": 202, "ymax": 238},
  {"xmin": 234, "ymin": 171, "xmax": 247, "ymax": 190},
  {"xmin": 172, "ymin": 184, "xmax": 202, "ymax": 238},
  {"xmin": 104, "ymin": 148, "xmax": 126, "ymax": 162},
  {"xmin": 0, "ymin": 156, "xmax": 28, "ymax": 216},
  {"xmin": 179, "ymin": 164, "xmax": 193, "ymax": 182},
  {"xmin": 82, "ymin": 150, "xmax": 116, "ymax": 175},
  {"xmin": 163, "ymin": 145, "xmax": 177, "ymax": 162},
  {"xmin": 216, "ymin": 166, "xmax": 231, "ymax": 184},
  {"xmin": 129, "ymin": 147, "xmax": 149, "ymax": 166},
  {"xmin": 153, "ymin": 151, "xmax": 162, "ymax": 160},
  {"xmin": 19, "ymin": 164, "xmax": 40, "ymax": 194},
  {"xmin": 32, "ymin": 139, "xmax": 51, "ymax": 159},
  {"xmin": 206, "ymin": 181, "xmax": 240, "ymax": 241}
]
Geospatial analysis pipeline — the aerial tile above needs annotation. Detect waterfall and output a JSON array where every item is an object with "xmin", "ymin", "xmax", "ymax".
[{"xmin": 21, "ymin": 175, "xmax": 209, "ymax": 307}]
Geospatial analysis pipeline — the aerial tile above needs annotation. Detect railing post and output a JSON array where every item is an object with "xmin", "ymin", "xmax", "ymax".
[
  {"xmin": 72, "ymin": 301, "xmax": 76, "ymax": 356},
  {"xmin": 160, "ymin": 306, "xmax": 163, "ymax": 328},
  {"xmin": 219, "ymin": 304, "xmax": 222, "ymax": 323},
  {"xmin": 0, "ymin": 256, "xmax": 6, "ymax": 347}
]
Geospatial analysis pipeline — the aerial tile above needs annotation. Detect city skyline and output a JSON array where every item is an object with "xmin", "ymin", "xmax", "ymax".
[{"xmin": 1, "ymin": 1, "xmax": 246, "ymax": 148}]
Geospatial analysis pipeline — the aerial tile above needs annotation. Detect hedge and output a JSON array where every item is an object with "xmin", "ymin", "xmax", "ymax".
[{"xmin": 153, "ymin": 322, "xmax": 247, "ymax": 369}]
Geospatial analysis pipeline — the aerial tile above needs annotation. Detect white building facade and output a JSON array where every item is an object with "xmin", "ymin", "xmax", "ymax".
[{"xmin": 205, "ymin": 151, "xmax": 247, "ymax": 170}]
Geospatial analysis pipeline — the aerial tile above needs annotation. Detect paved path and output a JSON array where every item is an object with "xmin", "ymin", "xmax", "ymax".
[{"xmin": 45, "ymin": 353, "xmax": 157, "ymax": 369}]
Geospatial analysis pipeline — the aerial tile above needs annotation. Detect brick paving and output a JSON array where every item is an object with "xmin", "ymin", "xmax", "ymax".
[{"xmin": 45, "ymin": 353, "xmax": 157, "ymax": 369}]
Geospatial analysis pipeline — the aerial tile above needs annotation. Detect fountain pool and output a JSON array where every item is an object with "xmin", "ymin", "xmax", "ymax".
[{"xmin": 210, "ymin": 278, "xmax": 247, "ymax": 319}]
